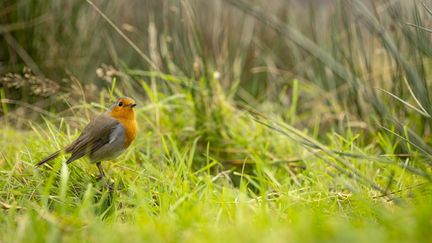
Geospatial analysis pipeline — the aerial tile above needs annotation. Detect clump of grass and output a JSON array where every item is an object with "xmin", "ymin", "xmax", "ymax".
[{"xmin": 1, "ymin": 80, "xmax": 432, "ymax": 242}]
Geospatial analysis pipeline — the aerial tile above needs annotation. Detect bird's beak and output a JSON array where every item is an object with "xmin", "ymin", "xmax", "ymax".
[{"xmin": 129, "ymin": 103, "xmax": 137, "ymax": 108}]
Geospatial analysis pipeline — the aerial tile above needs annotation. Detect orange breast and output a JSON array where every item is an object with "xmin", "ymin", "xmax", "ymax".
[
  {"xmin": 116, "ymin": 118, "xmax": 137, "ymax": 147},
  {"xmin": 109, "ymin": 105, "xmax": 137, "ymax": 147}
]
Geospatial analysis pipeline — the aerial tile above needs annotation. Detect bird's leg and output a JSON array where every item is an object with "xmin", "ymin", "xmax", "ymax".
[
  {"xmin": 96, "ymin": 162, "xmax": 105, "ymax": 180},
  {"xmin": 96, "ymin": 162, "xmax": 114, "ymax": 190}
]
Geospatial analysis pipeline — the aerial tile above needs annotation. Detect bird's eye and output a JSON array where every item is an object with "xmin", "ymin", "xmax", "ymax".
[{"xmin": 118, "ymin": 101, "xmax": 123, "ymax": 107}]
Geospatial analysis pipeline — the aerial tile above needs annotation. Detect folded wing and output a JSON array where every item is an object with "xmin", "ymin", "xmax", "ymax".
[{"xmin": 65, "ymin": 113, "xmax": 120, "ymax": 164}]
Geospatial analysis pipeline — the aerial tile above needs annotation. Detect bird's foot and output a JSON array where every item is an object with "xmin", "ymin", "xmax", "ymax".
[
  {"xmin": 95, "ymin": 175, "xmax": 114, "ymax": 191},
  {"xmin": 96, "ymin": 174, "xmax": 105, "ymax": 181}
]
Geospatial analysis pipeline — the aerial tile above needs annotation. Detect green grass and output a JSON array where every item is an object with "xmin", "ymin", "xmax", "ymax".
[{"xmin": 1, "ymin": 77, "xmax": 432, "ymax": 242}]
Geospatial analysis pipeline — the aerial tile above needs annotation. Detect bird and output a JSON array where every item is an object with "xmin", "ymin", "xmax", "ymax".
[{"xmin": 36, "ymin": 97, "xmax": 138, "ymax": 179}]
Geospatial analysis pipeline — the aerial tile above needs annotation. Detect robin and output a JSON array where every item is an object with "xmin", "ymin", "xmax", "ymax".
[{"xmin": 36, "ymin": 97, "xmax": 138, "ymax": 179}]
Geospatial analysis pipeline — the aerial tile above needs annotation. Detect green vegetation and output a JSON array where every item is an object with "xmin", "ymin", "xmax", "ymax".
[{"xmin": 1, "ymin": 0, "xmax": 432, "ymax": 242}]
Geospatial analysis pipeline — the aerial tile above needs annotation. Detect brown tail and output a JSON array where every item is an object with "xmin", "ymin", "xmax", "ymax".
[{"xmin": 36, "ymin": 150, "xmax": 62, "ymax": 167}]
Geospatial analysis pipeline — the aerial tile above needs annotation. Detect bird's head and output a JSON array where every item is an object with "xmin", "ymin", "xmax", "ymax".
[{"xmin": 109, "ymin": 97, "xmax": 136, "ymax": 120}]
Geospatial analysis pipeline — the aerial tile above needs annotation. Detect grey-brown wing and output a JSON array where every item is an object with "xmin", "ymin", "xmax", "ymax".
[{"xmin": 65, "ymin": 113, "xmax": 119, "ymax": 164}]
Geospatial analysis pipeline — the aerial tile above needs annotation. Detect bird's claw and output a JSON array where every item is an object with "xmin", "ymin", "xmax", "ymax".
[
  {"xmin": 95, "ymin": 175, "xmax": 114, "ymax": 191},
  {"xmin": 96, "ymin": 174, "xmax": 104, "ymax": 181}
]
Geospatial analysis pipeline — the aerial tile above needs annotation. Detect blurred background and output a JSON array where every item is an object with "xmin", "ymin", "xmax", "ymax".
[{"xmin": 1, "ymin": 0, "xmax": 432, "ymax": 152}]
